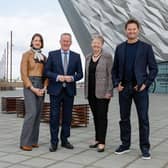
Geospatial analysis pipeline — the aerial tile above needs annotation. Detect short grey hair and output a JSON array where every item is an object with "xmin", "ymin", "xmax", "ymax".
[
  {"xmin": 92, "ymin": 35, "xmax": 104, "ymax": 44},
  {"xmin": 60, "ymin": 33, "xmax": 72, "ymax": 41}
]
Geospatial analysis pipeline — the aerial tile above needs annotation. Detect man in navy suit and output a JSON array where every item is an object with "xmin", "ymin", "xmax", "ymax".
[
  {"xmin": 45, "ymin": 33, "xmax": 83, "ymax": 152},
  {"xmin": 112, "ymin": 19, "xmax": 158, "ymax": 159}
]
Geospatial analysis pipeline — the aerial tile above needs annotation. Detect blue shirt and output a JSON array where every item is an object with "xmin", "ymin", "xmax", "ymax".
[
  {"xmin": 56, "ymin": 49, "xmax": 74, "ymax": 82},
  {"xmin": 61, "ymin": 49, "xmax": 70, "ymax": 66}
]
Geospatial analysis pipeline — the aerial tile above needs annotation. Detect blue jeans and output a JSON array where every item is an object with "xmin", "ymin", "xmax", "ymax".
[{"xmin": 119, "ymin": 84, "xmax": 150, "ymax": 152}]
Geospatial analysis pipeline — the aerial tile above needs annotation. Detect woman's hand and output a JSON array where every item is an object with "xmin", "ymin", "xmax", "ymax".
[
  {"xmin": 105, "ymin": 93, "xmax": 112, "ymax": 99},
  {"xmin": 40, "ymin": 86, "xmax": 47, "ymax": 94},
  {"xmin": 30, "ymin": 86, "xmax": 44, "ymax": 96}
]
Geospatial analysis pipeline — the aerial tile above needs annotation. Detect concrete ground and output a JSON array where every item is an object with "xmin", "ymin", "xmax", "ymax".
[{"xmin": 0, "ymin": 88, "xmax": 168, "ymax": 168}]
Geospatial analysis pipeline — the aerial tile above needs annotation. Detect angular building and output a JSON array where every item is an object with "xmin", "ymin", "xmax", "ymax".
[
  {"xmin": 59, "ymin": 0, "xmax": 168, "ymax": 62},
  {"xmin": 58, "ymin": 0, "xmax": 168, "ymax": 93}
]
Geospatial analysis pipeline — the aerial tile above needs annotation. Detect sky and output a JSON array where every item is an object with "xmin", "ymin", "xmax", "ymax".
[{"xmin": 0, "ymin": 0, "xmax": 84, "ymax": 80}]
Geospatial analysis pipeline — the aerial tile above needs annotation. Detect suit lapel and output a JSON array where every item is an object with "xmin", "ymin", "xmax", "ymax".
[
  {"xmin": 57, "ymin": 50, "xmax": 64, "ymax": 73},
  {"xmin": 134, "ymin": 40, "xmax": 141, "ymax": 65},
  {"xmin": 66, "ymin": 51, "xmax": 72, "ymax": 74}
]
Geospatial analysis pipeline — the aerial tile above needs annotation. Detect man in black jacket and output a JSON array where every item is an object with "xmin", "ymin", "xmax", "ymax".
[{"xmin": 112, "ymin": 19, "xmax": 158, "ymax": 160}]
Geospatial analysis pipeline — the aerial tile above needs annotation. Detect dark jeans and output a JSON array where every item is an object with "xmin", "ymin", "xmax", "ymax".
[
  {"xmin": 119, "ymin": 84, "xmax": 150, "ymax": 152},
  {"xmin": 49, "ymin": 88, "xmax": 74, "ymax": 145},
  {"xmin": 88, "ymin": 95, "xmax": 110, "ymax": 144}
]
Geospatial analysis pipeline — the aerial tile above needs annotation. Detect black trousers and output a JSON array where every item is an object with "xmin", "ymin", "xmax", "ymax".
[
  {"xmin": 119, "ymin": 84, "xmax": 150, "ymax": 153},
  {"xmin": 88, "ymin": 95, "xmax": 110, "ymax": 144}
]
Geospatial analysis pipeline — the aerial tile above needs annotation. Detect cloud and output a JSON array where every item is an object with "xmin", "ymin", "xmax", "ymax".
[{"xmin": 0, "ymin": 13, "xmax": 84, "ymax": 79}]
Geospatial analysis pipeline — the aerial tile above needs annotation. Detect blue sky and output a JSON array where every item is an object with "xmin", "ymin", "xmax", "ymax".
[{"xmin": 0, "ymin": 0, "xmax": 83, "ymax": 79}]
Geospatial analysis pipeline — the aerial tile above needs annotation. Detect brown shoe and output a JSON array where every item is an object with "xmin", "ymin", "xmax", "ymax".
[
  {"xmin": 20, "ymin": 146, "xmax": 32, "ymax": 151},
  {"xmin": 32, "ymin": 144, "xmax": 39, "ymax": 148}
]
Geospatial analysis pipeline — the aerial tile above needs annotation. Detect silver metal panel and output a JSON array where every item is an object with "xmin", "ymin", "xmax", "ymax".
[{"xmin": 59, "ymin": 0, "xmax": 168, "ymax": 61}]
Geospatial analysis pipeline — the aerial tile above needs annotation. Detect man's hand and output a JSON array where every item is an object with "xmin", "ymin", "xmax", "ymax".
[
  {"xmin": 133, "ymin": 84, "xmax": 146, "ymax": 92},
  {"xmin": 134, "ymin": 85, "xmax": 138, "ymax": 91},
  {"xmin": 117, "ymin": 82, "xmax": 124, "ymax": 92},
  {"xmin": 64, "ymin": 75, "xmax": 73, "ymax": 82},
  {"xmin": 57, "ymin": 75, "xmax": 65, "ymax": 82},
  {"xmin": 139, "ymin": 84, "xmax": 146, "ymax": 91}
]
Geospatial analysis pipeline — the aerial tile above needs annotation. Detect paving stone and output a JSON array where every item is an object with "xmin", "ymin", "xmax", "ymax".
[
  {"xmin": 21, "ymin": 158, "xmax": 56, "ymax": 168},
  {"xmin": 0, "ymin": 89, "xmax": 167, "ymax": 168},
  {"xmin": 0, "ymin": 154, "xmax": 30, "ymax": 164}
]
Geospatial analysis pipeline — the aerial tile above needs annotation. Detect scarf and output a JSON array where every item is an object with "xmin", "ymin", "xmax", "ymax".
[{"xmin": 31, "ymin": 47, "xmax": 44, "ymax": 63}]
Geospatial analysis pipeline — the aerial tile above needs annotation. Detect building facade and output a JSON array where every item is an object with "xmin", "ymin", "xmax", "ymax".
[
  {"xmin": 59, "ymin": 0, "xmax": 168, "ymax": 61},
  {"xmin": 59, "ymin": 0, "xmax": 168, "ymax": 93}
]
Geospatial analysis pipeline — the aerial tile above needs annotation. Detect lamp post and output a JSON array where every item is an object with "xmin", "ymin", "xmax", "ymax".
[
  {"xmin": 10, "ymin": 30, "xmax": 13, "ymax": 82},
  {"xmin": 6, "ymin": 41, "xmax": 9, "ymax": 82}
]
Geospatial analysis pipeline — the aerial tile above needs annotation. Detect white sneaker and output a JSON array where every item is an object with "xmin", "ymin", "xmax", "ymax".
[{"xmin": 142, "ymin": 152, "xmax": 151, "ymax": 160}]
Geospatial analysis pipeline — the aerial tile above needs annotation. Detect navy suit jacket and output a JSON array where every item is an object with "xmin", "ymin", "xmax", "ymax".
[
  {"xmin": 112, "ymin": 40, "xmax": 158, "ymax": 88},
  {"xmin": 44, "ymin": 49, "xmax": 83, "ymax": 96}
]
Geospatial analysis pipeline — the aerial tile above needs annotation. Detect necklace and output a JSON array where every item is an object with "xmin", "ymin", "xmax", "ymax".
[{"xmin": 93, "ymin": 52, "xmax": 101, "ymax": 58}]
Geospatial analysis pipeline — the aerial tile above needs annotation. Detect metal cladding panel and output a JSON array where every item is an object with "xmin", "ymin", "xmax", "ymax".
[
  {"xmin": 59, "ymin": 0, "xmax": 168, "ymax": 61},
  {"xmin": 58, "ymin": 0, "xmax": 92, "ymax": 56}
]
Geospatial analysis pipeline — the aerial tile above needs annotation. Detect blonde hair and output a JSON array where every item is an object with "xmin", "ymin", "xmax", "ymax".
[{"xmin": 92, "ymin": 35, "xmax": 104, "ymax": 44}]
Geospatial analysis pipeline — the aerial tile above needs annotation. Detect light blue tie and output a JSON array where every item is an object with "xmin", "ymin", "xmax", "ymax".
[
  {"xmin": 63, "ymin": 52, "xmax": 68, "ymax": 87},
  {"xmin": 63, "ymin": 52, "xmax": 68, "ymax": 75}
]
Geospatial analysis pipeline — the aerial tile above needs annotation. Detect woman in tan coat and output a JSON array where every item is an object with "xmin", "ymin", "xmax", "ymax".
[
  {"xmin": 20, "ymin": 33, "xmax": 48, "ymax": 151},
  {"xmin": 85, "ymin": 35, "xmax": 113, "ymax": 152}
]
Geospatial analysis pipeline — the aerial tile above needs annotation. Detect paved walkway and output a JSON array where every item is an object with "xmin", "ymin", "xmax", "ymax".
[{"xmin": 0, "ymin": 89, "xmax": 168, "ymax": 168}]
